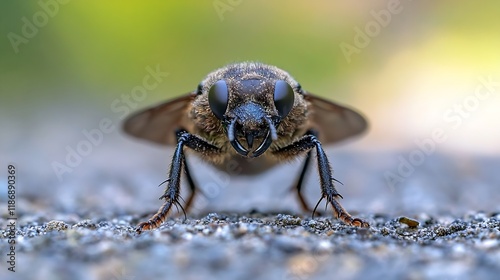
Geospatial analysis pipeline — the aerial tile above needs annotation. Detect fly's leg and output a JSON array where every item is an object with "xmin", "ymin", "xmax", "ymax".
[
  {"xmin": 292, "ymin": 150, "xmax": 313, "ymax": 212},
  {"xmin": 274, "ymin": 132, "xmax": 368, "ymax": 228},
  {"xmin": 182, "ymin": 156, "xmax": 197, "ymax": 212},
  {"xmin": 136, "ymin": 129, "xmax": 220, "ymax": 233}
]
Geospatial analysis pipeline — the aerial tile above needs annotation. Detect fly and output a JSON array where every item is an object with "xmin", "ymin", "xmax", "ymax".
[{"xmin": 123, "ymin": 62, "xmax": 369, "ymax": 233}]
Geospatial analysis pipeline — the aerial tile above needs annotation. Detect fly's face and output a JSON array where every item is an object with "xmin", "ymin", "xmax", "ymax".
[{"xmin": 205, "ymin": 77, "xmax": 296, "ymax": 158}]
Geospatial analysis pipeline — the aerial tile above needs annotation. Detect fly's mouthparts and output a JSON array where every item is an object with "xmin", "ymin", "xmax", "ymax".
[
  {"xmin": 250, "ymin": 129, "xmax": 272, "ymax": 158},
  {"xmin": 227, "ymin": 117, "xmax": 277, "ymax": 158},
  {"xmin": 228, "ymin": 118, "xmax": 249, "ymax": 156},
  {"xmin": 245, "ymin": 133, "xmax": 254, "ymax": 149}
]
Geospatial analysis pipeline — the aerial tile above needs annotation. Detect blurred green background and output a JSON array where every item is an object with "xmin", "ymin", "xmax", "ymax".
[
  {"xmin": 1, "ymin": 1, "xmax": 500, "ymax": 215},
  {"xmin": 2, "ymin": 0, "xmax": 500, "ymax": 153}
]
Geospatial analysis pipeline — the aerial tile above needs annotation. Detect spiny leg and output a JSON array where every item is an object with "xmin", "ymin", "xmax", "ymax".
[
  {"xmin": 136, "ymin": 129, "xmax": 220, "ymax": 233},
  {"xmin": 137, "ymin": 133, "xmax": 185, "ymax": 233},
  {"xmin": 274, "ymin": 132, "xmax": 368, "ymax": 228}
]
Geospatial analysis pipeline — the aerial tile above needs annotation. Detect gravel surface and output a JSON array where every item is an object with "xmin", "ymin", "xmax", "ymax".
[
  {"xmin": 1, "ymin": 210, "xmax": 499, "ymax": 280},
  {"xmin": 2, "ymin": 129, "xmax": 500, "ymax": 279}
]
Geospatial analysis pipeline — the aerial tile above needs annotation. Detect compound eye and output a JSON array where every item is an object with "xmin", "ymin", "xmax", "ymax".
[
  {"xmin": 208, "ymin": 80, "xmax": 229, "ymax": 119},
  {"xmin": 273, "ymin": 80, "xmax": 295, "ymax": 118}
]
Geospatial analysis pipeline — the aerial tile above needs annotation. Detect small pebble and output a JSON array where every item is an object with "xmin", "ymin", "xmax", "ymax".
[
  {"xmin": 399, "ymin": 216, "xmax": 420, "ymax": 228},
  {"xmin": 45, "ymin": 220, "xmax": 69, "ymax": 231}
]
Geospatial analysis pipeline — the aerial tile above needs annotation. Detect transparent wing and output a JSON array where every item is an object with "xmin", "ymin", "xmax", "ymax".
[
  {"xmin": 123, "ymin": 93, "xmax": 196, "ymax": 146},
  {"xmin": 304, "ymin": 92, "xmax": 367, "ymax": 144}
]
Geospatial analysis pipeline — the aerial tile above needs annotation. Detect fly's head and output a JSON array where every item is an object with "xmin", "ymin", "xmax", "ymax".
[{"xmin": 194, "ymin": 63, "xmax": 307, "ymax": 158}]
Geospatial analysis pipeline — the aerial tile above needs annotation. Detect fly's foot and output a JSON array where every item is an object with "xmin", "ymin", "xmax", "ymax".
[
  {"xmin": 329, "ymin": 195, "xmax": 369, "ymax": 228},
  {"xmin": 136, "ymin": 220, "xmax": 160, "ymax": 234},
  {"xmin": 338, "ymin": 214, "xmax": 370, "ymax": 228},
  {"xmin": 135, "ymin": 200, "xmax": 173, "ymax": 234}
]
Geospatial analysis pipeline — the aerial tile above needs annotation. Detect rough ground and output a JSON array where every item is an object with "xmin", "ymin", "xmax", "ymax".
[
  {"xmin": 1, "ymin": 210, "xmax": 499, "ymax": 280},
  {"xmin": 1, "ymin": 129, "xmax": 500, "ymax": 279}
]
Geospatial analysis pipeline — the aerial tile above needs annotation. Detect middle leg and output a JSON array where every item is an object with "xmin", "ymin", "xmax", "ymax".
[
  {"xmin": 292, "ymin": 150, "xmax": 313, "ymax": 212},
  {"xmin": 182, "ymin": 156, "xmax": 197, "ymax": 212}
]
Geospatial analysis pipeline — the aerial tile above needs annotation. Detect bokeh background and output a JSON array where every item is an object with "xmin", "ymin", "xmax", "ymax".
[{"xmin": 1, "ymin": 1, "xmax": 500, "ymax": 223}]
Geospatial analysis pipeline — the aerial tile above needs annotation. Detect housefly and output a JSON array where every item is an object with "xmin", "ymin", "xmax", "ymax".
[{"xmin": 124, "ymin": 62, "xmax": 369, "ymax": 233}]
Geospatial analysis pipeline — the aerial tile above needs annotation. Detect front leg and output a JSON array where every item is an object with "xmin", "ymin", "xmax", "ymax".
[
  {"xmin": 136, "ymin": 129, "xmax": 220, "ymax": 233},
  {"xmin": 274, "ymin": 132, "xmax": 369, "ymax": 228}
]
